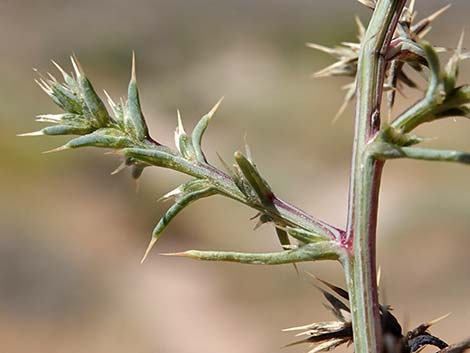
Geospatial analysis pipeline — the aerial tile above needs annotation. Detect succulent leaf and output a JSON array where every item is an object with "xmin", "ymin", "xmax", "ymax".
[
  {"xmin": 286, "ymin": 226, "xmax": 331, "ymax": 244},
  {"xmin": 52, "ymin": 128, "xmax": 134, "ymax": 151},
  {"xmin": 234, "ymin": 151, "xmax": 295, "ymax": 249},
  {"xmin": 103, "ymin": 90, "xmax": 125, "ymax": 124},
  {"xmin": 163, "ymin": 241, "xmax": 339, "ymax": 264},
  {"xmin": 234, "ymin": 151, "xmax": 274, "ymax": 206},
  {"xmin": 71, "ymin": 56, "xmax": 110, "ymax": 127},
  {"xmin": 35, "ymin": 76, "xmax": 83, "ymax": 115},
  {"xmin": 125, "ymin": 54, "xmax": 150, "ymax": 141},
  {"xmin": 191, "ymin": 97, "xmax": 223, "ymax": 163},
  {"xmin": 123, "ymin": 147, "xmax": 208, "ymax": 179},
  {"xmin": 174, "ymin": 110, "xmax": 196, "ymax": 159},
  {"xmin": 142, "ymin": 182, "xmax": 217, "ymax": 262},
  {"xmin": 19, "ymin": 124, "xmax": 94, "ymax": 137}
]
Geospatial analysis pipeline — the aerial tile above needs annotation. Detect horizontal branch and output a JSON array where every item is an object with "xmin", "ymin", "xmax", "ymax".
[
  {"xmin": 370, "ymin": 142, "xmax": 470, "ymax": 165},
  {"xmin": 123, "ymin": 147, "xmax": 343, "ymax": 240},
  {"xmin": 161, "ymin": 241, "xmax": 341, "ymax": 265},
  {"xmin": 28, "ymin": 56, "xmax": 345, "ymax": 260}
]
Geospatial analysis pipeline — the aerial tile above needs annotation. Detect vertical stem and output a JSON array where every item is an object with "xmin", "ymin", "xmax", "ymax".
[{"xmin": 344, "ymin": 1, "xmax": 406, "ymax": 353}]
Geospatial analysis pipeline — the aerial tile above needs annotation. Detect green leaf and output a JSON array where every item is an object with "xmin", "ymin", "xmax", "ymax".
[
  {"xmin": 123, "ymin": 147, "xmax": 210, "ymax": 179},
  {"xmin": 71, "ymin": 56, "xmax": 110, "ymax": 127},
  {"xmin": 125, "ymin": 54, "xmax": 149, "ymax": 141},
  {"xmin": 421, "ymin": 41, "xmax": 444, "ymax": 101},
  {"xmin": 174, "ymin": 110, "xmax": 196, "ymax": 159},
  {"xmin": 286, "ymin": 226, "xmax": 331, "ymax": 244},
  {"xmin": 36, "ymin": 113, "xmax": 87, "ymax": 125},
  {"xmin": 51, "ymin": 60, "xmax": 79, "ymax": 92},
  {"xmin": 216, "ymin": 153, "xmax": 255, "ymax": 202},
  {"xmin": 142, "ymin": 181, "xmax": 217, "ymax": 262},
  {"xmin": 161, "ymin": 241, "xmax": 340, "ymax": 265},
  {"xmin": 19, "ymin": 123, "xmax": 94, "ymax": 137},
  {"xmin": 35, "ymin": 77, "xmax": 82, "ymax": 115},
  {"xmin": 104, "ymin": 91, "xmax": 125, "ymax": 125},
  {"xmin": 234, "ymin": 151, "xmax": 303, "ymax": 251},
  {"xmin": 45, "ymin": 128, "xmax": 134, "ymax": 152},
  {"xmin": 234, "ymin": 151, "xmax": 274, "ymax": 206},
  {"xmin": 50, "ymin": 82, "xmax": 83, "ymax": 114},
  {"xmin": 191, "ymin": 97, "xmax": 223, "ymax": 163}
]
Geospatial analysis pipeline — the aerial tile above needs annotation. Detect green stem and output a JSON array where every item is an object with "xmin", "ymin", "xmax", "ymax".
[
  {"xmin": 392, "ymin": 84, "xmax": 470, "ymax": 132},
  {"xmin": 124, "ymin": 147, "xmax": 344, "ymax": 240},
  {"xmin": 370, "ymin": 142, "xmax": 470, "ymax": 165},
  {"xmin": 345, "ymin": 1, "xmax": 406, "ymax": 352}
]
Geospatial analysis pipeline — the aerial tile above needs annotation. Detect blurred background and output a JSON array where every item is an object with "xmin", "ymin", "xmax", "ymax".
[{"xmin": 1, "ymin": 0, "xmax": 469, "ymax": 352}]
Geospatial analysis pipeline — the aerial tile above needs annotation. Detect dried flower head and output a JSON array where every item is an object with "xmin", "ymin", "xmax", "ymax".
[
  {"xmin": 284, "ymin": 277, "xmax": 468, "ymax": 353},
  {"xmin": 308, "ymin": 2, "xmax": 451, "ymax": 119}
]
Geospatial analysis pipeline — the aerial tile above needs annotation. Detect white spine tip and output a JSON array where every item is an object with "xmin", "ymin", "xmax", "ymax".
[
  {"xmin": 70, "ymin": 54, "xmax": 84, "ymax": 77},
  {"xmin": 17, "ymin": 131, "xmax": 44, "ymax": 137},
  {"xmin": 158, "ymin": 186, "xmax": 182, "ymax": 202},
  {"xmin": 176, "ymin": 109, "xmax": 185, "ymax": 134},
  {"xmin": 141, "ymin": 238, "xmax": 157, "ymax": 264},
  {"xmin": 42, "ymin": 145, "xmax": 69, "ymax": 154},
  {"xmin": 131, "ymin": 51, "xmax": 137, "ymax": 82},
  {"xmin": 208, "ymin": 96, "xmax": 224, "ymax": 118},
  {"xmin": 110, "ymin": 161, "xmax": 128, "ymax": 175},
  {"xmin": 51, "ymin": 60, "xmax": 69, "ymax": 78}
]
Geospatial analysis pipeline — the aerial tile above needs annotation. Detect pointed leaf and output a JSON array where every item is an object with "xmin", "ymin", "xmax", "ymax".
[
  {"xmin": 191, "ymin": 98, "xmax": 223, "ymax": 163},
  {"xmin": 422, "ymin": 42, "xmax": 443, "ymax": 99},
  {"xmin": 141, "ymin": 184, "xmax": 217, "ymax": 262},
  {"xmin": 162, "ymin": 241, "xmax": 340, "ymax": 265},
  {"xmin": 124, "ymin": 147, "xmax": 213, "ymax": 180},
  {"xmin": 125, "ymin": 54, "xmax": 149, "ymax": 140},
  {"xmin": 59, "ymin": 128, "xmax": 134, "ymax": 150},
  {"xmin": 71, "ymin": 56, "xmax": 110, "ymax": 127},
  {"xmin": 234, "ymin": 151, "xmax": 274, "ymax": 207},
  {"xmin": 104, "ymin": 90, "xmax": 125, "ymax": 124},
  {"xmin": 444, "ymin": 32, "xmax": 465, "ymax": 93},
  {"xmin": 36, "ymin": 113, "xmax": 85, "ymax": 125},
  {"xmin": 287, "ymin": 227, "xmax": 331, "ymax": 244},
  {"xmin": 49, "ymin": 81, "xmax": 83, "ymax": 114},
  {"xmin": 21, "ymin": 124, "xmax": 94, "ymax": 137},
  {"xmin": 51, "ymin": 60, "xmax": 78, "ymax": 91},
  {"xmin": 174, "ymin": 110, "xmax": 196, "ymax": 159}
]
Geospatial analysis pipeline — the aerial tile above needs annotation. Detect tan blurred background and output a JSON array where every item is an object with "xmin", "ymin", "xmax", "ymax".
[{"xmin": 1, "ymin": 0, "xmax": 469, "ymax": 352}]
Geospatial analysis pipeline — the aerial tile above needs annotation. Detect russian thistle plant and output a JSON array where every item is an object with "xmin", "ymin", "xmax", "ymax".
[{"xmin": 23, "ymin": 0, "xmax": 470, "ymax": 352}]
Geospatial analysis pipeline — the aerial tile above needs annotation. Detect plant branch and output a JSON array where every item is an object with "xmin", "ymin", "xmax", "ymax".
[
  {"xmin": 122, "ymin": 146, "xmax": 343, "ymax": 240},
  {"xmin": 391, "ymin": 41, "xmax": 470, "ymax": 133},
  {"xmin": 370, "ymin": 143, "xmax": 470, "ymax": 165},
  {"xmin": 26, "ymin": 55, "xmax": 345, "ymax": 264},
  {"xmin": 345, "ymin": 1, "xmax": 406, "ymax": 353}
]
